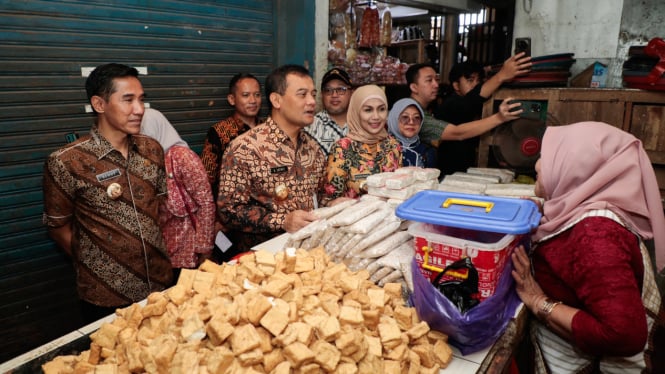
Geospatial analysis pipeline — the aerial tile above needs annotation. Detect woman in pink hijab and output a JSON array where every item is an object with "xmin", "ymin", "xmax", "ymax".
[{"xmin": 511, "ymin": 121, "xmax": 665, "ymax": 373}]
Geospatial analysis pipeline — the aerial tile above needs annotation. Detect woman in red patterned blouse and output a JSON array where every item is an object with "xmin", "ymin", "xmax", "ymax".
[
  {"xmin": 511, "ymin": 121, "xmax": 665, "ymax": 373},
  {"xmin": 141, "ymin": 108, "xmax": 215, "ymax": 270}
]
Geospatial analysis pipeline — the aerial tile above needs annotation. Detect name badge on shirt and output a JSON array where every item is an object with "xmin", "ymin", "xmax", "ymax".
[
  {"xmin": 96, "ymin": 168, "xmax": 122, "ymax": 183},
  {"xmin": 270, "ymin": 166, "xmax": 288, "ymax": 174}
]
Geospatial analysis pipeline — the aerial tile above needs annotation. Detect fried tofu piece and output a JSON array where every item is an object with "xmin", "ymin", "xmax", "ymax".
[
  {"xmin": 433, "ymin": 339, "xmax": 453, "ymax": 368},
  {"xmin": 382, "ymin": 283, "xmax": 402, "ymax": 301},
  {"xmin": 206, "ymin": 317, "xmax": 234, "ymax": 346},
  {"xmin": 317, "ymin": 315, "xmax": 341, "ymax": 342},
  {"xmin": 377, "ymin": 320, "xmax": 401, "ymax": 348},
  {"xmin": 263, "ymin": 348, "xmax": 284, "ymax": 372},
  {"xmin": 255, "ymin": 326, "xmax": 273, "ymax": 352},
  {"xmin": 335, "ymin": 331, "xmax": 359, "ymax": 356},
  {"xmin": 255, "ymin": 249, "xmax": 277, "ymax": 267},
  {"xmin": 170, "ymin": 349, "xmax": 199, "ymax": 374},
  {"xmin": 334, "ymin": 362, "xmax": 358, "ymax": 374},
  {"xmin": 260, "ymin": 306, "xmax": 290, "ymax": 336},
  {"xmin": 198, "ymin": 258, "xmax": 221, "ymax": 273},
  {"xmin": 296, "ymin": 362, "xmax": 321, "ymax": 374},
  {"xmin": 406, "ymin": 321, "xmax": 429, "ymax": 341},
  {"xmin": 180, "ymin": 312, "xmax": 205, "ymax": 342},
  {"xmin": 392, "ymin": 305, "xmax": 413, "ymax": 331},
  {"xmin": 294, "ymin": 254, "xmax": 315, "ymax": 273},
  {"xmin": 357, "ymin": 353, "xmax": 383, "ymax": 374},
  {"xmin": 192, "ymin": 270, "xmax": 216, "ymax": 297},
  {"xmin": 337, "ymin": 273, "xmax": 360, "ymax": 293},
  {"xmin": 361, "ymin": 309, "xmax": 380, "ymax": 330},
  {"xmin": 283, "ymin": 342, "xmax": 315, "ymax": 368},
  {"xmin": 177, "ymin": 268, "xmax": 198, "ymax": 290},
  {"xmin": 237, "ymin": 347, "xmax": 263, "ymax": 367},
  {"xmin": 246, "ymin": 293, "xmax": 273, "ymax": 325},
  {"xmin": 141, "ymin": 292, "xmax": 168, "ymax": 318},
  {"xmin": 262, "ymin": 278, "xmax": 292, "ymax": 298},
  {"xmin": 339, "ymin": 305, "xmax": 364, "ymax": 326},
  {"xmin": 366, "ymin": 288, "xmax": 385, "ymax": 310},
  {"xmin": 90, "ymin": 322, "xmax": 122, "ymax": 350},
  {"xmin": 205, "ymin": 346, "xmax": 234, "ymax": 373},
  {"xmin": 271, "ymin": 361, "xmax": 292, "ymax": 374},
  {"xmin": 230, "ymin": 324, "xmax": 261, "ymax": 354},
  {"xmin": 311, "ymin": 339, "xmax": 341, "ymax": 372},
  {"xmin": 383, "ymin": 360, "xmax": 402, "ymax": 374},
  {"xmin": 411, "ymin": 344, "xmax": 436, "ymax": 368}
]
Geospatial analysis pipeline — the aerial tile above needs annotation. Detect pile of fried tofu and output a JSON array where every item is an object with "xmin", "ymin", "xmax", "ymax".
[{"xmin": 42, "ymin": 247, "xmax": 452, "ymax": 373}]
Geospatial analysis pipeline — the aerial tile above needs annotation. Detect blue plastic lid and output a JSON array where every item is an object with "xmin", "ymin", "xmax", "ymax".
[{"xmin": 395, "ymin": 190, "xmax": 541, "ymax": 235}]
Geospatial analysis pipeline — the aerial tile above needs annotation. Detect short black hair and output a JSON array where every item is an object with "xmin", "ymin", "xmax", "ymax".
[
  {"xmin": 406, "ymin": 63, "xmax": 436, "ymax": 85},
  {"xmin": 229, "ymin": 73, "xmax": 260, "ymax": 94},
  {"xmin": 85, "ymin": 63, "xmax": 140, "ymax": 103},
  {"xmin": 264, "ymin": 64, "xmax": 311, "ymax": 109},
  {"xmin": 448, "ymin": 61, "xmax": 485, "ymax": 83}
]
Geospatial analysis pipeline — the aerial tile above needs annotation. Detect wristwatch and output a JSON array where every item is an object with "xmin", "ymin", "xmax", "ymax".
[{"xmin": 537, "ymin": 297, "xmax": 562, "ymax": 321}]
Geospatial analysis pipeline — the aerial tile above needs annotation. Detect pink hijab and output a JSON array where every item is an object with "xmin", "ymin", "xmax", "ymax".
[
  {"xmin": 346, "ymin": 85, "xmax": 389, "ymax": 145},
  {"xmin": 534, "ymin": 121, "xmax": 665, "ymax": 271}
]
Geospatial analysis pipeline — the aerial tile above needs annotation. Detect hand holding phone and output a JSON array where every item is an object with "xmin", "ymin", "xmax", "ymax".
[{"xmin": 514, "ymin": 37, "xmax": 531, "ymax": 57}]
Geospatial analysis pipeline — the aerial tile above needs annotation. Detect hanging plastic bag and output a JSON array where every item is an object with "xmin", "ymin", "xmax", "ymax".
[
  {"xmin": 409, "ymin": 254, "xmax": 522, "ymax": 355},
  {"xmin": 432, "ymin": 257, "xmax": 480, "ymax": 313},
  {"xmin": 358, "ymin": 5, "xmax": 379, "ymax": 48},
  {"xmin": 380, "ymin": 6, "xmax": 392, "ymax": 46}
]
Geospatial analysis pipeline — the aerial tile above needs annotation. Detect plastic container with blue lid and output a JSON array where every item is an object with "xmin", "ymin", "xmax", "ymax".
[{"xmin": 395, "ymin": 190, "xmax": 541, "ymax": 234}]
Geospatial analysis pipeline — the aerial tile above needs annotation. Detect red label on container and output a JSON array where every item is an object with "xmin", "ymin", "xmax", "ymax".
[{"xmin": 413, "ymin": 235, "xmax": 521, "ymax": 301}]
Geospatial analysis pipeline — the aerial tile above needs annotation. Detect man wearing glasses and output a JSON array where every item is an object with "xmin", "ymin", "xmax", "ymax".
[{"xmin": 305, "ymin": 68, "xmax": 353, "ymax": 157}]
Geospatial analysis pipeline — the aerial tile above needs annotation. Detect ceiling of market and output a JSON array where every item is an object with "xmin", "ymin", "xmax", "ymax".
[{"xmin": 385, "ymin": 0, "xmax": 483, "ymax": 13}]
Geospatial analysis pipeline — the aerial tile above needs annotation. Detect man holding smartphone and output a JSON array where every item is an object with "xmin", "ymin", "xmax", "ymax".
[{"xmin": 434, "ymin": 52, "xmax": 533, "ymax": 175}]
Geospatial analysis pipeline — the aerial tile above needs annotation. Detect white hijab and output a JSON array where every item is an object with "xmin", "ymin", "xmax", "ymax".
[{"xmin": 140, "ymin": 107, "xmax": 188, "ymax": 151}]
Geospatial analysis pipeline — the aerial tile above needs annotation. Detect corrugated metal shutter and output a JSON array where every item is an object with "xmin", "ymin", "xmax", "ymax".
[{"xmin": 0, "ymin": 0, "xmax": 274, "ymax": 361}]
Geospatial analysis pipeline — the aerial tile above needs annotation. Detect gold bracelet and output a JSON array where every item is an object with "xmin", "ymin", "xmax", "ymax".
[{"xmin": 537, "ymin": 297, "xmax": 562, "ymax": 321}]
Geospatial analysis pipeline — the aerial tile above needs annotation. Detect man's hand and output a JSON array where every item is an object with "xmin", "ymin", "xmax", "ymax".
[
  {"xmin": 497, "ymin": 97, "xmax": 522, "ymax": 122},
  {"xmin": 283, "ymin": 210, "xmax": 318, "ymax": 233},
  {"xmin": 479, "ymin": 53, "xmax": 532, "ymax": 98},
  {"xmin": 327, "ymin": 197, "xmax": 354, "ymax": 207},
  {"xmin": 496, "ymin": 52, "xmax": 532, "ymax": 82}
]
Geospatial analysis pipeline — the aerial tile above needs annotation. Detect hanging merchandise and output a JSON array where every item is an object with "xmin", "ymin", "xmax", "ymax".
[
  {"xmin": 380, "ymin": 6, "xmax": 392, "ymax": 47},
  {"xmin": 358, "ymin": 2, "xmax": 380, "ymax": 48},
  {"xmin": 344, "ymin": 7, "xmax": 356, "ymax": 51}
]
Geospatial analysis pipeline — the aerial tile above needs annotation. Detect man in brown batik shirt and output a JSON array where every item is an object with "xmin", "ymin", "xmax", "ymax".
[
  {"xmin": 216, "ymin": 65, "xmax": 330, "ymax": 259},
  {"xmin": 42, "ymin": 63, "xmax": 173, "ymax": 322},
  {"xmin": 200, "ymin": 73, "xmax": 263, "ymax": 199}
]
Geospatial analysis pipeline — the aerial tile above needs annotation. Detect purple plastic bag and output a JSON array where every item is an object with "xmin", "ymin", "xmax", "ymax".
[{"xmin": 409, "ymin": 254, "xmax": 522, "ymax": 355}]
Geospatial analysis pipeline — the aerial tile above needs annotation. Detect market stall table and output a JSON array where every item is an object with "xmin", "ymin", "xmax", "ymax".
[{"xmin": 0, "ymin": 233, "xmax": 527, "ymax": 373}]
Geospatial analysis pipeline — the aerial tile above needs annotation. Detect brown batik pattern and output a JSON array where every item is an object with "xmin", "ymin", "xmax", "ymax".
[
  {"xmin": 43, "ymin": 127, "xmax": 173, "ymax": 307},
  {"xmin": 217, "ymin": 117, "xmax": 327, "ymax": 251},
  {"xmin": 200, "ymin": 114, "xmax": 262, "ymax": 197}
]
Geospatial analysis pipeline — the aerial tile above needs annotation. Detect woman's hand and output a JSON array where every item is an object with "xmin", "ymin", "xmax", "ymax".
[{"xmin": 511, "ymin": 245, "xmax": 547, "ymax": 314}]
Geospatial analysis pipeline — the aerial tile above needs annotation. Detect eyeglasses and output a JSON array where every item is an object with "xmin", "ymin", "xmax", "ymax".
[
  {"xmin": 399, "ymin": 115, "xmax": 423, "ymax": 125},
  {"xmin": 323, "ymin": 86, "xmax": 349, "ymax": 96}
]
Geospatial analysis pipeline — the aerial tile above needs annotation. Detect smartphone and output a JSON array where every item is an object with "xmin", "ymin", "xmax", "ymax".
[{"xmin": 514, "ymin": 37, "xmax": 531, "ymax": 57}]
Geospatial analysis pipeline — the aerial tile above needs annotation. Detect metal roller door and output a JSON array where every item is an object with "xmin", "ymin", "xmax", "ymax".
[{"xmin": 0, "ymin": 0, "xmax": 275, "ymax": 361}]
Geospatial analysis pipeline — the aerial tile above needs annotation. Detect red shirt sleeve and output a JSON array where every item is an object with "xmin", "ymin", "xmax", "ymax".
[{"xmin": 533, "ymin": 216, "xmax": 647, "ymax": 356}]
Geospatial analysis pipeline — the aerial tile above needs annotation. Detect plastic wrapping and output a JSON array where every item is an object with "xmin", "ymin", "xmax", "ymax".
[
  {"xmin": 358, "ymin": 6, "xmax": 379, "ymax": 48},
  {"xmin": 380, "ymin": 7, "xmax": 392, "ymax": 46},
  {"xmin": 409, "ymin": 257, "xmax": 522, "ymax": 355}
]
